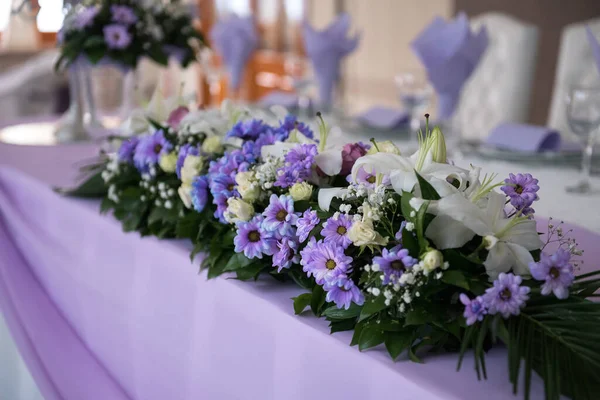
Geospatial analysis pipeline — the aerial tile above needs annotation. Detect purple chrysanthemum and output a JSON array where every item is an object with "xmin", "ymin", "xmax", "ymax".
[
  {"xmin": 117, "ymin": 137, "xmax": 138, "ymax": 163},
  {"xmin": 74, "ymin": 6, "xmax": 99, "ymax": 29},
  {"xmin": 372, "ymin": 246, "xmax": 417, "ymax": 285},
  {"xmin": 212, "ymin": 193, "xmax": 230, "ymax": 223},
  {"xmin": 274, "ymin": 168, "xmax": 302, "ymax": 188},
  {"xmin": 297, "ymin": 209, "xmax": 320, "ymax": 243},
  {"xmin": 176, "ymin": 144, "xmax": 199, "ymax": 178},
  {"xmin": 209, "ymin": 173, "xmax": 237, "ymax": 197},
  {"xmin": 103, "ymin": 24, "xmax": 132, "ymax": 50},
  {"xmin": 459, "ymin": 294, "xmax": 487, "ymax": 326},
  {"xmin": 190, "ymin": 175, "xmax": 209, "ymax": 212},
  {"xmin": 284, "ymin": 144, "xmax": 318, "ymax": 170},
  {"xmin": 233, "ymin": 215, "xmax": 277, "ymax": 259},
  {"xmin": 276, "ymin": 115, "xmax": 314, "ymax": 140},
  {"xmin": 501, "ymin": 173, "xmax": 539, "ymax": 210},
  {"xmin": 133, "ymin": 130, "xmax": 172, "ymax": 172},
  {"xmin": 300, "ymin": 237, "xmax": 319, "ymax": 266},
  {"xmin": 262, "ymin": 194, "xmax": 299, "ymax": 236},
  {"xmin": 529, "ymin": 249, "xmax": 574, "ymax": 299},
  {"xmin": 483, "ymin": 273, "xmax": 530, "ymax": 318},
  {"xmin": 227, "ymin": 119, "xmax": 269, "ymax": 141},
  {"xmin": 352, "ymin": 166, "xmax": 390, "ymax": 188},
  {"xmin": 301, "ymin": 240, "xmax": 352, "ymax": 285},
  {"xmin": 321, "ymin": 214, "xmax": 353, "ymax": 249},
  {"xmin": 110, "ymin": 5, "xmax": 138, "ymax": 25},
  {"xmin": 273, "ymin": 235, "xmax": 300, "ymax": 272},
  {"xmin": 395, "ymin": 221, "xmax": 407, "ymax": 242},
  {"xmin": 324, "ymin": 276, "xmax": 365, "ymax": 310}
]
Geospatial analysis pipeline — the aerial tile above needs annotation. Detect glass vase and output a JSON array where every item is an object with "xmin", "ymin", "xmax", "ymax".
[
  {"xmin": 54, "ymin": 67, "xmax": 92, "ymax": 143},
  {"xmin": 120, "ymin": 68, "xmax": 139, "ymax": 120}
]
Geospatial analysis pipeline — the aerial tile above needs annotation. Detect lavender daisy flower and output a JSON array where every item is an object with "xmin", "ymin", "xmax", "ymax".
[
  {"xmin": 284, "ymin": 144, "xmax": 318, "ymax": 170},
  {"xmin": 459, "ymin": 294, "xmax": 487, "ymax": 326},
  {"xmin": 262, "ymin": 194, "xmax": 299, "ymax": 236},
  {"xmin": 276, "ymin": 115, "xmax": 314, "ymax": 140},
  {"xmin": 372, "ymin": 247, "xmax": 417, "ymax": 285},
  {"xmin": 274, "ymin": 168, "xmax": 301, "ymax": 188},
  {"xmin": 321, "ymin": 213, "xmax": 353, "ymax": 249},
  {"xmin": 301, "ymin": 240, "xmax": 352, "ymax": 285},
  {"xmin": 273, "ymin": 235, "xmax": 300, "ymax": 272},
  {"xmin": 75, "ymin": 6, "xmax": 99, "ymax": 29},
  {"xmin": 297, "ymin": 209, "xmax": 320, "ymax": 243},
  {"xmin": 209, "ymin": 173, "xmax": 237, "ymax": 197},
  {"xmin": 234, "ymin": 215, "xmax": 277, "ymax": 259},
  {"xmin": 501, "ymin": 173, "xmax": 539, "ymax": 210},
  {"xmin": 529, "ymin": 249, "xmax": 574, "ymax": 299},
  {"xmin": 176, "ymin": 144, "xmax": 199, "ymax": 178},
  {"xmin": 104, "ymin": 24, "xmax": 132, "ymax": 50},
  {"xmin": 395, "ymin": 221, "xmax": 407, "ymax": 242},
  {"xmin": 300, "ymin": 237, "xmax": 319, "ymax": 266},
  {"xmin": 324, "ymin": 276, "xmax": 365, "ymax": 310},
  {"xmin": 227, "ymin": 119, "xmax": 269, "ymax": 141},
  {"xmin": 351, "ymin": 166, "xmax": 390, "ymax": 188},
  {"xmin": 483, "ymin": 273, "xmax": 530, "ymax": 318},
  {"xmin": 212, "ymin": 193, "xmax": 230, "ymax": 223},
  {"xmin": 190, "ymin": 176, "xmax": 209, "ymax": 212},
  {"xmin": 133, "ymin": 130, "xmax": 172, "ymax": 172},
  {"xmin": 117, "ymin": 137, "xmax": 138, "ymax": 163},
  {"xmin": 110, "ymin": 5, "xmax": 138, "ymax": 25}
]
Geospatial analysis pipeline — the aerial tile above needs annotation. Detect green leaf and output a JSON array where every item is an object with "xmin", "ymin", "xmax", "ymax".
[
  {"xmin": 83, "ymin": 36, "xmax": 106, "ymax": 49},
  {"xmin": 207, "ymin": 253, "xmax": 230, "ymax": 279},
  {"xmin": 408, "ymin": 345, "xmax": 424, "ymax": 363},
  {"xmin": 175, "ymin": 212, "xmax": 202, "ymax": 239},
  {"xmin": 58, "ymin": 171, "xmax": 106, "ymax": 198},
  {"xmin": 358, "ymin": 296, "xmax": 387, "ymax": 322},
  {"xmin": 292, "ymin": 293, "xmax": 312, "ymax": 315},
  {"xmin": 402, "ymin": 228, "xmax": 420, "ymax": 258},
  {"xmin": 441, "ymin": 270, "xmax": 470, "ymax": 290},
  {"xmin": 223, "ymin": 253, "xmax": 254, "ymax": 272},
  {"xmin": 323, "ymin": 303, "xmax": 362, "ymax": 320},
  {"xmin": 329, "ymin": 318, "xmax": 357, "ymax": 334},
  {"xmin": 310, "ymin": 284, "xmax": 326, "ymax": 316},
  {"xmin": 190, "ymin": 242, "xmax": 205, "ymax": 263},
  {"xmin": 400, "ymin": 191, "xmax": 414, "ymax": 221},
  {"xmin": 415, "ymin": 170, "xmax": 441, "ymax": 200},
  {"xmin": 358, "ymin": 326, "xmax": 385, "ymax": 351},
  {"xmin": 234, "ymin": 262, "xmax": 265, "ymax": 281},
  {"xmin": 415, "ymin": 199, "xmax": 431, "ymax": 250},
  {"xmin": 85, "ymin": 46, "xmax": 106, "ymax": 64},
  {"xmin": 384, "ymin": 330, "xmax": 414, "ymax": 361}
]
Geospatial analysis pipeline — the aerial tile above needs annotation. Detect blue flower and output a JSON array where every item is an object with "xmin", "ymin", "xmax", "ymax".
[
  {"xmin": 262, "ymin": 194, "xmax": 299, "ymax": 236},
  {"xmin": 276, "ymin": 115, "xmax": 314, "ymax": 140},
  {"xmin": 501, "ymin": 173, "xmax": 539, "ymax": 211},
  {"xmin": 459, "ymin": 294, "xmax": 487, "ymax": 326},
  {"xmin": 133, "ymin": 130, "xmax": 172, "ymax": 172},
  {"xmin": 227, "ymin": 119, "xmax": 270, "ymax": 141},
  {"xmin": 110, "ymin": 5, "xmax": 138, "ymax": 25},
  {"xmin": 234, "ymin": 216, "xmax": 277, "ymax": 259},
  {"xmin": 191, "ymin": 176, "xmax": 209, "ymax": 212},
  {"xmin": 529, "ymin": 249, "xmax": 574, "ymax": 299},
  {"xmin": 324, "ymin": 276, "xmax": 364, "ymax": 310},
  {"xmin": 321, "ymin": 214, "xmax": 353, "ymax": 249},
  {"xmin": 300, "ymin": 239, "xmax": 352, "ymax": 285},
  {"xmin": 117, "ymin": 137, "xmax": 138, "ymax": 163},
  {"xmin": 273, "ymin": 235, "xmax": 300, "ymax": 272},
  {"xmin": 297, "ymin": 209, "xmax": 320, "ymax": 243},
  {"xmin": 483, "ymin": 273, "xmax": 530, "ymax": 318},
  {"xmin": 372, "ymin": 246, "xmax": 417, "ymax": 285},
  {"xmin": 103, "ymin": 24, "xmax": 132, "ymax": 50}
]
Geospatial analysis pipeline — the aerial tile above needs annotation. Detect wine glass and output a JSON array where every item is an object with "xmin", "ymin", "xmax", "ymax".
[
  {"xmin": 198, "ymin": 47, "xmax": 224, "ymax": 107},
  {"xmin": 565, "ymin": 85, "xmax": 600, "ymax": 194},
  {"xmin": 395, "ymin": 71, "xmax": 433, "ymax": 142},
  {"xmin": 284, "ymin": 52, "xmax": 314, "ymax": 117}
]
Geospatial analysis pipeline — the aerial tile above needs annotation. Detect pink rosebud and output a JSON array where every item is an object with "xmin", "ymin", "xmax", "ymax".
[
  {"xmin": 340, "ymin": 142, "xmax": 369, "ymax": 175},
  {"xmin": 167, "ymin": 106, "xmax": 190, "ymax": 130}
]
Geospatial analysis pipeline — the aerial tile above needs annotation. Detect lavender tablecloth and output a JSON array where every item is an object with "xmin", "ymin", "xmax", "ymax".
[{"xmin": 1, "ymin": 133, "xmax": 600, "ymax": 400}]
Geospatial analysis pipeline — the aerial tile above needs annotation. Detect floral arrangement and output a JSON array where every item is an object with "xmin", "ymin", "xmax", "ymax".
[
  {"xmin": 56, "ymin": 0, "xmax": 204, "ymax": 71},
  {"xmin": 67, "ymin": 95, "xmax": 600, "ymax": 400}
]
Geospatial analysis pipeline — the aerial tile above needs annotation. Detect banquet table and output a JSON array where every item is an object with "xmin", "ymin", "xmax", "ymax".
[{"xmin": 1, "ymin": 118, "xmax": 600, "ymax": 400}]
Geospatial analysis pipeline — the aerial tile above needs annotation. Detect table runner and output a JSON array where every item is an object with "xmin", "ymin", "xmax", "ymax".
[{"xmin": 2, "ymin": 166, "xmax": 600, "ymax": 400}]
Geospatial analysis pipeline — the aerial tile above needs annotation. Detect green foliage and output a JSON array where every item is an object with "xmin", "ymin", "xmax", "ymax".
[{"xmin": 58, "ymin": 171, "xmax": 107, "ymax": 198}]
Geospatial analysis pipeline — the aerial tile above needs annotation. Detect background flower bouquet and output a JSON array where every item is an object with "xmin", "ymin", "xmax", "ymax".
[
  {"xmin": 66, "ymin": 100, "xmax": 600, "ymax": 399},
  {"xmin": 55, "ymin": 0, "xmax": 205, "ymax": 71}
]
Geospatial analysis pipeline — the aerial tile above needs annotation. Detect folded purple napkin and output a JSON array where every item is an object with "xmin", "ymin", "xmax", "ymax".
[
  {"xmin": 586, "ymin": 26, "xmax": 600, "ymax": 76},
  {"xmin": 356, "ymin": 106, "xmax": 409, "ymax": 130},
  {"xmin": 412, "ymin": 12, "xmax": 488, "ymax": 120},
  {"xmin": 303, "ymin": 14, "xmax": 360, "ymax": 108},
  {"xmin": 259, "ymin": 91, "xmax": 302, "ymax": 108},
  {"xmin": 486, "ymin": 123, "xmax": 562, "ymax": 152},
  {"xmin": 210, "ymin": 16, "xmax": 258, "ymax": 90}
]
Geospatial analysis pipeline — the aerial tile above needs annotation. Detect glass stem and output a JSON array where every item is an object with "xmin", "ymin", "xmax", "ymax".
[{"xmin": 581, "ymin": 128, "xmax": 597, "ymax": 185}]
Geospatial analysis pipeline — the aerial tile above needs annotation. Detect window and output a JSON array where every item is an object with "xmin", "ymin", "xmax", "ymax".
[
  {"xmin": 37, "ymin": 0, "xmax": 64, "ymax": 32},
  {"xmin": 0, "ymin": 1, "xmax": 11, "ymax": 31}
]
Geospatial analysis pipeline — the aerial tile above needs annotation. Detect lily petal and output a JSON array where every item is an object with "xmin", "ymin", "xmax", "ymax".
[
  {"xmin": 505, "ymin": 242, "xmax": 535, "ymax": 276},
  {"xmin": 502, "ymin": 219, "xmax": 543, "ymax": 251},
  {"xmin": 435, "ymin": 193, "xmax": 491, "ymax": 237},
  {"xmin": 483, "ymin": 242, "xmax": 513, "ymax": 280},
  {"xmin": 318, "ymin": 187, "xmax": 348, "ymax": 211},
  {"xmin": 260, "ymin": 142, "xmax": 296, "ymax": 159},
  {"xmin": 426, "ymin": 214, "xmax": 476, "ymax": 249},
  {"xmin": 315, "ymin": 149, "xmax": 343, "ymax": 176}
]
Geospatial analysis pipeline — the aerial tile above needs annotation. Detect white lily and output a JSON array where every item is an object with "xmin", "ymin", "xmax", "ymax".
[{"xmin": 426, "ymin": 191, "xmax": 542, "ymax": 279}]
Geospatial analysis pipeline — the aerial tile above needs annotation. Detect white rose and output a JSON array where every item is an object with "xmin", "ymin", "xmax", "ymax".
[
  {"xmin": 178, "ymin": 184, "xmax": 192, "ymax": 209},
  {"xmin": 289, "ymin": 182, "xmax": 313, "ymax": 201},
  {"xmin": 236, "ymin": 171, "xmax": 260, "ymax": 202},
  {"xmin": 202, "ymin": 135, "xmax": 224, "ymax": 154},
  {"xmin": 422, "ymin": 249, "xmax": 443, "ymax": 274},
  {"xmin": 158, "ymin": 152, "xmax": 178, "ymax": 173},
  {"xmin": 224, "ymin": 198, "xmax": 254, "ymax": 223},
  {"xmin": 366, "ymin": 140, "xmax": 401, "ymax": 155},
  {"xmin": 348, "ymin": 219, "xmax": 388, "ymax": 247},
  {"xmin": 180, "ymin": 155, "xmax": 203, "ymax": 185}
]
